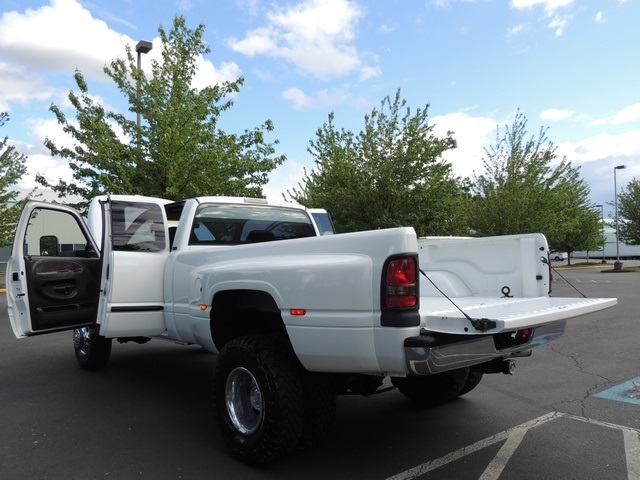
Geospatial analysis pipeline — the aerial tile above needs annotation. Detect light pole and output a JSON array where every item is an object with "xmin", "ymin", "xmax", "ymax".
[
  {"xmin": 613, "ymin": 165, "xmax": 626, "ymax": 270},
  {"xmin": 135, "ymin": 40, "xmax": 153, "ymax": 130},
  {"xmin": 595, "ymin": 204, "xmax": 604, "ymax": 263}
]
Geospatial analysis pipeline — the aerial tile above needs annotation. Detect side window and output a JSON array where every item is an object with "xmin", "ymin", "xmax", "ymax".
[
  {"xmin": 311, "ymin": 211, "xmax": 335, "ymax": 235},
  {"xmin": 111, "ymin": 201, "xmax": 166, "ymax": 252},
  {"xmin": 24, "ymin": 208, "xmax": 94, "ymax": 257}
]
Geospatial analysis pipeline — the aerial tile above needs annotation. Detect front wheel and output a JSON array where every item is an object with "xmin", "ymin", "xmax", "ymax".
[
  {"xmin": 73, "ymin": 326, "xmax": 112, "ymax": 370},
  {"xmin": 213, "ymin": 335, "xmax": 304, "ymax": 465}
]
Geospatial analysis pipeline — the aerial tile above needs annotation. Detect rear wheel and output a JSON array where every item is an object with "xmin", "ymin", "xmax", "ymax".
[
  {"xmin": 213, "ymin": 335, "xmax": 304, "ymax": 465},
  {"xmin": 458, "ymin": 371, "xmax": 483, "ymax": 397},
  {"xmin": 391, "ymin": 368, "xmax": 469, "ymax": 406},
  {"xmin": 73, "ymin": 326, "xmax": 112, "ymax": 370}
]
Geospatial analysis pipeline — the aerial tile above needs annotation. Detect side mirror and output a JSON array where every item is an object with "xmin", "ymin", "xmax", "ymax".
[{"xmin": 39, "ymin": 235, "xmax": 59, "ymax": 256}]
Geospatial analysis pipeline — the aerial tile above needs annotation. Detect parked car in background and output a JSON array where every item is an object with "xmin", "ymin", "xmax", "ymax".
[{"xmin": 550, "ymin": 251, "xmax": 565, "ymax": 262}]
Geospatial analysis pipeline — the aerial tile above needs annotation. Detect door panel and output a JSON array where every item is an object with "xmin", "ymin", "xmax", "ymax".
[
  {"xmin": 7, "ymin": 202, "xmax": 103, "ymax": 337},
  {"xmin": 24, "ymin": 256, "xmax": 102, "ymax": 331}
]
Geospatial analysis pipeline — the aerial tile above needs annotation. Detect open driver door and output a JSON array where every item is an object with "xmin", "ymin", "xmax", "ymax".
[{"xmin": 6, "ymin": 201, "xmax": 107, "ymax": 337}]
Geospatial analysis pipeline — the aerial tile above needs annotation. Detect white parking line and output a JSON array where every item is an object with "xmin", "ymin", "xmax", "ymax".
[
  {"xmin": 386, "ymin": 412, "xmax": 640, "ymax": 480},
  {"xmin": 560, "ymin": 413, "xmax": 640, "ymax": 480},
  {"xmin": 386, "ymin": 412, "xmax": 557, "ymax": 480},
  {"xmin": 623, "ymin": 430, "xmax": 640, "ymax": 480},
  {"xmin": 478, "ymin": 426, "xmax": 528, "ymax": 480}
]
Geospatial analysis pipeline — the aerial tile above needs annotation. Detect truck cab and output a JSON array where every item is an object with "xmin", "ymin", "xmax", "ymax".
[{"xmin": 6, "ymin": 195, "xmax": 322, "ymax": 339}]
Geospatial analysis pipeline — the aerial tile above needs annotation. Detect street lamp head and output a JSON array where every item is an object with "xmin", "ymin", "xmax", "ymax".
[
  {"xmin": 614, "ymin": 165, "xmax": 626, "ymax": 170},
  {"xmin": 595, "ymin": 204, "xmax": 602, "ymax": 207},
  {"xmin": 136, "ymin": 40, "xmax": 153, "ymax": 54}
]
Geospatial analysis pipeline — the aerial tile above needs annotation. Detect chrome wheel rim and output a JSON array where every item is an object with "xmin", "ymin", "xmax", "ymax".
[
  {"xmin": 225, "ymin": 367, "xmax": 263, "ymax": 435},
  {"xmin": 73, "ymin": 327, "xmax": 91, "ymax": 357}
]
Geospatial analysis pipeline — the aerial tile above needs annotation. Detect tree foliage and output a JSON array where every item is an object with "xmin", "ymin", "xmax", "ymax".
[
  {"xmin": 286, "ymin": 90, "xmax": 469, "ymax": 236},
  {"xmin": 40, "ymin": 15, "xmax": 285, "ymax": 206},
  {"xmin": 0, "ymin": 112, "xmax": 29, "ymax": 246},
  {"xmin": 618, "ymin": 178, "xmax": 640, "ymax": 245},
  {"xmin": 469, "ymin": 111, "xmax": 599, "ymax": 261}
]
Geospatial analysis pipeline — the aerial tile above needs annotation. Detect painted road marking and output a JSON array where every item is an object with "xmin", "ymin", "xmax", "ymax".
[
  {"xmin": 387, "ymin": 411, "xmax": 640, "ymax": 480},
  {"xmin": 596, "ymin": 377, "xmax": 640, "ymax": 405},
  {"xmin": 478, "ymin": 425, "xmax": 528, "ymax": 480},
  {"xmin": 385, "ymin": 412, "xmax": 557, "ymax": 480},
  {"xmin": 623, "ymin": 429, "xmax": 640, "ymax": 480}
]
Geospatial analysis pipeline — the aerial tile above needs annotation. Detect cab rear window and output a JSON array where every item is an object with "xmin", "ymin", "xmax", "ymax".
[{"xmin": 189, "ymin": 204, "xmax": 315, "ymax": 245}]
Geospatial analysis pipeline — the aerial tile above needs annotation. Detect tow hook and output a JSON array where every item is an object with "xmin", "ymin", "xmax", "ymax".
[{"xmin": 503, "ymin": 359, "xmax": 516, "ymax": 375}]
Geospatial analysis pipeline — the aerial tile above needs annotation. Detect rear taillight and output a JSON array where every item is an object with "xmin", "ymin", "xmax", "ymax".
[{"xmin": 384, "ymin": 257, "xmax": 418, "ymax": 308}]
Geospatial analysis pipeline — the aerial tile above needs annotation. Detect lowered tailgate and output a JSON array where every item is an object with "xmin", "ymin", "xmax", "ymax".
[{"xmin": 422, "ymin": 296, "xmax": 617, "ymax": 334}]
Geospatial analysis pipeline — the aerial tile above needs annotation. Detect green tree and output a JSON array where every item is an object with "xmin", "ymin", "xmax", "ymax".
[
  {"xmin": 40, "ymin": 15, "xmax": 285, "ymax": 206},
  {"xmin": 618, "ymin": 179, "xmax": 640, "ymax": 245},
  {"xmin": 0, "ymin": 112, "xmax": 29, "ymax": 246},
  {"xmin": 287, "ymin": 90, "xmax": 469, "ymax": 236},
  {"xmin": 469, "ymin": 111, "xmax": 599, "ymax": 263}
]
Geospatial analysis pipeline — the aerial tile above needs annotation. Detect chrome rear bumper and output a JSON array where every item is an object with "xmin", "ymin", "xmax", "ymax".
[{"xmin": 404, "ymin": 320, "xmax": 566, "ymax": 375}]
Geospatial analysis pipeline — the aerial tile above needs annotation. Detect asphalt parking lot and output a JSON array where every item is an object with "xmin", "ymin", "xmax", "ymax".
[{"xmin": 1, "ymin": 263, "xmax": 639, "ymax": 479}]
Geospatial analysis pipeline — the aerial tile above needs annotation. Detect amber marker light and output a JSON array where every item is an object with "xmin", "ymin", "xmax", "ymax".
[{"xmin": 200, "ymin": 304, "xmax": 208, "ymax": 311}]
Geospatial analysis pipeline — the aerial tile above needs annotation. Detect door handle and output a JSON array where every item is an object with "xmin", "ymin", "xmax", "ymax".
[{"xmin": 52, "ymin": 284, "xmax": 75, "ymax": 295}]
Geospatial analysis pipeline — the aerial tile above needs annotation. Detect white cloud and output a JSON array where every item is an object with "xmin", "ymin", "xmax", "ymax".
[
  {"xmin": 16, "ymin": 117, "xmax": 77, "ymax": 189},
  {"xmin": 228, "ymin": 0, "xmax": 378, "ymax": 81},
  {"xmin": 592, "ymin": 103, "xmax": 640, "ymax": 126},
  {"xmin": 177, "ymin": 0, "xmax": 194, "ymax": 11},
  {"xmin": 0, "ymin": 0, "xmax": 131, "ymax": 80},
  {"xmin": 510, "ymin": 0, "xmax": 574, "ymax": 35},
  {"xmin": 548, "ymin": 15, "xmax": 570, "ymax": 36},
  {"xmin": 0, "ymin": 62, "xmax": 54, "ymax": 109},
  {"xmin": 507, "ymin": 23, "xmax": 528, "ymax": 37},
  {"xmin": 236, "ymin": 0, "xmax": 261, "ymax": 17},
  {"xmin": 193, "ymin": 58, "xmax": 243, "ymax": 90},
  {"xmin": 282, "ymin": 87, "xmax": 346, "ymax": 109},
  {"xmin": 282, "ymin": 88, "xmax": 315, "ymax": 109},
  {"xmin": 595, "ymin": 11, "xmax": 606, "ymax": 23},
  {"xmin": 510, "ymin": 0, "xmax": 574, "ymax": 16},
  {"xmin": 540, "ymin": 108, "xmax": 573, "ymax": 121},
  {"xmin": 556, "ymin": 128, "xmax": 640, "ymax": 204},
  {"xmin": 359, "ymin": 63, "xmax": 382, "ymax": 81},
  {"xmin": 558, "ymin": 129, "xmax": 640, "ymax": 164},
  {"xmin": 0, "ymin": 0, "xmax": 240, "ymax": 91},
  {"xmin": 429, "ymin": 111, "xmax": 498, "ymax": 179},
  {"xmin": 611, "ymin": 103, "xmax": 640, "ymax": 125}
]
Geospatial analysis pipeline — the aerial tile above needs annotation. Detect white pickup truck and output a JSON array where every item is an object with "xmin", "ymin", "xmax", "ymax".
[{"xmin": 6, "ymin": 195, "xmax": 616, "ymax": 465}]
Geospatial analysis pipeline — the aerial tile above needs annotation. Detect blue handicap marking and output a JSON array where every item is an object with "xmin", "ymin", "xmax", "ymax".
[{"xmin": 596, "ymin": 376, "xmax": 640, "ymax": 405}]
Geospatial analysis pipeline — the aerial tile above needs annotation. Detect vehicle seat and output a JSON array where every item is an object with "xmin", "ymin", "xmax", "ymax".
[{"xmin": 246, "ymin": 230, "xmax": 275, "ymax": 243}]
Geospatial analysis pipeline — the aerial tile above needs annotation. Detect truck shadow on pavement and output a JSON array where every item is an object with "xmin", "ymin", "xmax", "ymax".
[{"xmin": 73, "ymin": 340, "xmax": 490, "ymax": 478}]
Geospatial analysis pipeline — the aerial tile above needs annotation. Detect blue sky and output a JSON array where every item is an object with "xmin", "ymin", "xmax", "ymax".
[{"xmin": 1, "ymin": 0, "xmax": 638, "ymax": 213}]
